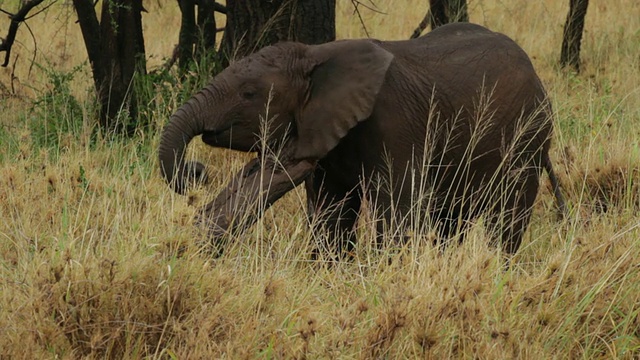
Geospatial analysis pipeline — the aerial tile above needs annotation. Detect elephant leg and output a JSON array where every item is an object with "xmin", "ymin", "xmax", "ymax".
[
  {"xmin": 305, "ymin": 168, "xmax": 361, "ymax": 259},
  {"xmin": 487, "ymin": 170, "xmax": 540, "ymax": 256}
]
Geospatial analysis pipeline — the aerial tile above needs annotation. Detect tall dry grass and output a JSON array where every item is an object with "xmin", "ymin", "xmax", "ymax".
[{"xmin": 1, "ymin": 0, "xmax": 639, "ymax": 358}]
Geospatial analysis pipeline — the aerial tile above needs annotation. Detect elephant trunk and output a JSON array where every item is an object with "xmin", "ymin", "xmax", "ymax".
[{"xmin": 159, "ymin": 94, "xmax": 209, "ymax": 194}]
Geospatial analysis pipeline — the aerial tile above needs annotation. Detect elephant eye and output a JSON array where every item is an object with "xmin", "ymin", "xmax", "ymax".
[{"xmin": 241, "ymin": 88, "xmax": 257, "ymax": 100}]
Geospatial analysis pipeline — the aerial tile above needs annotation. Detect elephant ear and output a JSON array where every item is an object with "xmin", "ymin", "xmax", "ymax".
[{"xmin": 295, "ymin": 40, "xmax": 394, "ymax": 159}]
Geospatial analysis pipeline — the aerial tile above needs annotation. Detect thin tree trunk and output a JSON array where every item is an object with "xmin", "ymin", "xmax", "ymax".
[
  {"xmin": 561, "ymin": 0, "xmax": 589, "ymax": 72},
  {"xmin": 414, "ymin": 0, "xmax": 468, "ymax": 38},
  {"xmin": 72, "ymin": 0, "xmax": 103, "ymax": 92},
  {"xmin": 196, "ymin": 0, "xmax": 217, "ymax": 57},
  {"xmin": 99, "ymin": 0, "xmax": 146, "ymax": 133},
  {"xmin": 74, "ymin": 0, "xmax": 146, "ymax": 134},
  {"xmin": 177, "ymin": 0, "xmax": 219, "ymax": 70},
  {"xmin": 429, "ymin": 0, "xmax": 448, "ymax": 29},
  {"xmin": 178, "ymin": 0, "xmax": 197, "ymax": 69}
]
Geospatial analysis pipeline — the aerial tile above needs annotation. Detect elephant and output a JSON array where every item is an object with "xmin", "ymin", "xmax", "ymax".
[{"xmin": 159, "ymin": 22, "xmax": 566, "ymax": 257}]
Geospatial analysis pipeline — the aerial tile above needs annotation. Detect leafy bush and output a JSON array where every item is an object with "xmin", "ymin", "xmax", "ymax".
[{"xmin": 29, "ymin": 62, "xmax": 89, "ymax": 149}]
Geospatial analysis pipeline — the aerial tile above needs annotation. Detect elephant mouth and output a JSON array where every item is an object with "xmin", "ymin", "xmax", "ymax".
[
  {"xmin": 202, "ymin": 125, "xmax": 233, "ymax": 146},
  {"xmin": 201, "ymin": 124, "xmax": 259, "ymax": 152}
]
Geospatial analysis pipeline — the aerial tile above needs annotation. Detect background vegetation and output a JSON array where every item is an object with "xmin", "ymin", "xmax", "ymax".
[{"xmin": 1, "ymin": 0, "xmax": 639, "ymax": 358}]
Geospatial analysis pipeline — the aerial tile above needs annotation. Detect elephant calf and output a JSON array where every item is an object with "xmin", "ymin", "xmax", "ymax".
[{"xmin": 159, "ymin": 22, "xmax": 566, "ymax": 257}]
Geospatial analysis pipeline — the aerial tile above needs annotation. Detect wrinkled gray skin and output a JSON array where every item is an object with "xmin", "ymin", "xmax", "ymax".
[{"xmin": 159, "ymin": 23, "xmax": 565, "ymax": 256}]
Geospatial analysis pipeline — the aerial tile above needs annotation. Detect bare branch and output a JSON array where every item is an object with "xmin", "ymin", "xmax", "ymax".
[
  {"xmin": 352, "ymin": 0, "xmax": 385, "ymax": 14},
  {"xmin": 0, "ymin": 0, "xmax": 48, "ymax": 67},
  {"xmin": 350, "ymin": 0, "xmax": 370, "ymax": 37},
  {"xmin": 10, "ymin": 54, "xmax": 18, "ymax": 94},
  {"xmin": 194, "ymin": 0, "xmax": 226, "ymax": 14},
  {"xmin": 25, "ymin": 1, "xmax": 57, "ymax": 20},
  {"xmin": 212, "ymin": 1, "xmax": 226, "ymax": 14},
  {"xmin": 22, "ymin": 17, "xmax": 38, "ymax": 76},
  {"xmin": 349, "ymin": 1, "xmax": 387, "ymax": 38},
  {"xmin": 410, "ymin": 9, "xmax": 431, "ymax": 39}
]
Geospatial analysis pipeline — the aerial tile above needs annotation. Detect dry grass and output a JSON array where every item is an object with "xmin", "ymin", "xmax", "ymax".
[{"xmin": 1, "ymin": 0, "xmax": 639, "ymax": 358}]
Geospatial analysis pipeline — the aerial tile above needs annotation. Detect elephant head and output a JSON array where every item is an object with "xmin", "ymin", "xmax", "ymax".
[{"xmin": 159, "ymin": 40, "xmax": 394, "ymax": 194}]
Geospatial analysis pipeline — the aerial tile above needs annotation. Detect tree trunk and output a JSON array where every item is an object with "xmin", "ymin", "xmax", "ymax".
[
  {"xmin": 411, "ymin": 0, "xmax": 468, "ymax": 38},
  {"xmin": 429, "ymin": 0, "xmax": 448, "ymax": 29},
  {"xmin": 73, "ymin": 0, "xmax": 146, "ymax": 134},
  {"xmin": 100, "ymin": 0, "xmax": 146, "ymax": 133},
  {"xmin": 177, "ymin": 0, "xmax": 218, "ymax": 70},
  {"xmin": 221, "ymin": 0, "xmax": 335, "ymax": 62},
  {"xmin": 196, "ymin": 0, "xmax": 217, "ymax": 58},
  {"xmin": 72, "ymin": 0, "xmax": 103, "ymax": 92},
  {"xmin": 178, "ymin": 0, "xmax": 197, "ymax": 69},
  {"xmin": 561, "ymin": 0, "xmax": 589, "ymax": 72},
  {"xmin": 428, "ymin": 0, "xmax": 468, "ymax": 29}
]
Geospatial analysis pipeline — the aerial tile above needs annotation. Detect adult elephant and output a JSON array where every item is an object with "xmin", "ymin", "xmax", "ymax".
[{"xmin": 159, "ymin": 22, "xmax": 566, "ymax": 257}]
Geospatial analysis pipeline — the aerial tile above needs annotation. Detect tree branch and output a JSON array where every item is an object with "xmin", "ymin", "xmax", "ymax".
[
  {"xmin": 212, "ymin": 1, "xmax": 226, "ymax": 14},
  {"xmin": 0, "ymin": 0, "xmax": 47, "ymax": 67},
  {"xmin": 195, "ymin": 0, "xmax": 226, "ymax": 14},
  {"xmin": 348, "ymin": 1, "xmax": 386, "ymax": 38},
  {"xmin": 410, "ymin": 8, "xmax": 431, "ymax": 39},
  {"xmin": 25, "ymin": 0, "xmax": 57, "ymax": 20}
]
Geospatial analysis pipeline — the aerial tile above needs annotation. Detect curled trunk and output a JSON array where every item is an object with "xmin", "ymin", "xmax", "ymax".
[{"xmin": 158, "ymin": 96, "xmax": 208, "ymax": 194}]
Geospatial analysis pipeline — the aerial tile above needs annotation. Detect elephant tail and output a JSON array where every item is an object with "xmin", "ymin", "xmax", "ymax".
[{"xmin": 543, "ymin": 152, "xmax": 568, "ymax": 219}]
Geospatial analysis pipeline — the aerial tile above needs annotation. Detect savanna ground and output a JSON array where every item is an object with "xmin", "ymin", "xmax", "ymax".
[{"xmin": 1, "ymin": 0, "xmax": 639, "ymax": 358}]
